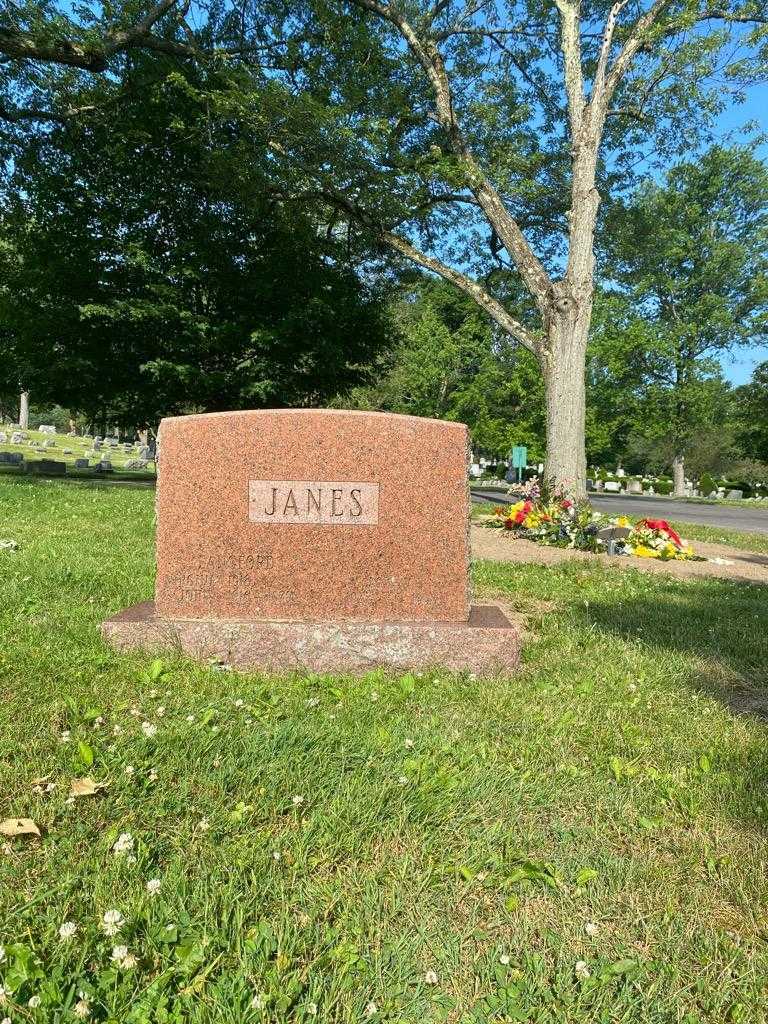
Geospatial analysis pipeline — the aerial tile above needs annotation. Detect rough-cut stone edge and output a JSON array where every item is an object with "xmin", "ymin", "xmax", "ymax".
[{"xmin": 101, "ymin": 602, "xmax": 521, "ymax": 676}]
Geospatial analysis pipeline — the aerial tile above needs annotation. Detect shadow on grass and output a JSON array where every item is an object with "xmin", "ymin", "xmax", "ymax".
[
  {"xmin": 581, "ymin": 577, "xmax": 768, "ymax": 717},
  {"xmin": 0, "ymin": 467, "xmax": 155, "ymax": 488}
]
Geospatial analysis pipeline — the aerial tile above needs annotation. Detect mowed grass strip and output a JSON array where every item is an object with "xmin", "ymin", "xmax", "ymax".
[{"xmin": 1, "ymin": 477, "xmax": 768, "ymax": 1023}]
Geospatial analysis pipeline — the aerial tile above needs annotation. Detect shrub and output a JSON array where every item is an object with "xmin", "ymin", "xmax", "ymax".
[
  {"xmin": 655, "ymin": 481, "xmax": 673, "ymax": 495},
  {"xmin": 699, "ymin": 472, "xmax": 717, "ymax": 496}
]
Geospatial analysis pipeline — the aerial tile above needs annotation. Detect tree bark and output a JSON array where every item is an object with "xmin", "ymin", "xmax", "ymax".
[
  {"xmin": 672, "ymin": 454, "xmax": 685, "ymax": 498},
  {"xmin": 19, "ymin": 390, "xmax": 29, "ymax": 430},
  {"xmin": 541, "ymin": 299, "xmax": 590, "ymax": 500}
]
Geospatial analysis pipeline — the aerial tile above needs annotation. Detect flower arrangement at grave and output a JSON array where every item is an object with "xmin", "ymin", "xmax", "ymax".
[{"xmin": 483, "ymin": 496, "xmax": 699, "ymax": 561}]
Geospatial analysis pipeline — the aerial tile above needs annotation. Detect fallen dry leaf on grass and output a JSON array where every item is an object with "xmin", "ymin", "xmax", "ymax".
[
  {"xmin": 69, "ymin": 778, "xmax": 110, "ymax": 798},
  {"xmin": 0, "ymin": 817, "xmax": 41, "ymax": 837}
]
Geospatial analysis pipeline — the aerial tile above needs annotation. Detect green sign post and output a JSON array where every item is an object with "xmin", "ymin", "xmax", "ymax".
[{"xmin": 510, "ymin": 445, "xmax": 527, "ymax": 483}]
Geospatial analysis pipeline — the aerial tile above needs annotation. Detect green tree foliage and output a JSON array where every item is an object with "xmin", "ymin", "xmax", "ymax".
[
  {"xmin": 345, "ymin": 280, "xmax": 546, "ymax": 458},
  {"xmin": 734, "ymin": 361, "xmax": 768, "ymax": 463},
  {"xmin": 3, "ymin": 0, "xmax": 768, "ymax": 492},
  {"xmin": 0, "ymin": 63, "xmax": 392, "ymax": 427},
  {"xmin": 593, "ymin": 145, "xmax": 768, "ymax": 475}
]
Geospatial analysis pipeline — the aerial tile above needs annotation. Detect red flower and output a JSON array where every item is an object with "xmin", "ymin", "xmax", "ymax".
[
  {"xmin": 503, "ymin": 517, "xmax": 515, "ymax": 530},
  {"xmin": 561, "ymin": 499, "xmax": 573, "ymax": 509},
  {"xmin": 513, "ymin": 501, "xmax": 533, "ymax": 525},
  {"xmin": 638, "ymin": 518, "xmax": 683, "ymax": 547}
]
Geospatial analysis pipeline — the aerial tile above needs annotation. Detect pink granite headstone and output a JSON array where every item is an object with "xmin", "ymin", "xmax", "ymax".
[{"xmin": 102, "ymin": 410, "xmax": 520, "ymax": 674}]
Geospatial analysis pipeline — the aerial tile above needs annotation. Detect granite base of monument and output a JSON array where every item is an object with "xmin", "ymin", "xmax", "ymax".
[{"xmin": 101, "ymin": 601, "xmax": 521, "ymax": 676}]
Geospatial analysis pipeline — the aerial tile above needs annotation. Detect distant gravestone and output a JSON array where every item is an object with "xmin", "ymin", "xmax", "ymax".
[
  {"xmin": 0, "ymin": 432, "xmax": 6, "ymax": 443},
  {"xmin": 93, "ymin": 440, "xmax": 102, "ymax": 451},
  {"xmin": 627, "ymin": 480, "xmax": 643, "ymax": 495},
  {"xmin": 38, "ymin": 424, "xmax": 57, "ymax": 434},
  {"xmin": 103, "ymin": 410, "xmax": 521, "ymax": 674},
  {"xmin": 96, "ymin": 460, "xmax": 113, "ymax": 473},
  {"xmin": 726, "ymin": 489, "xmax": 743, "ymax": 500},
  {"xmin": 26, "ymin": 459, "xmax": 66, "ymax": 476},
  {"xmin": 11, "ymin": 432, "xmax": 23, "ymax": 444},
  {"xmin": 603, "ymin": 481, "xmax": 622, "ymax": 493},
  {"xmin": 74, "ymin": 458, "xmax": 90, "ymax": 469},
  {"xmin": 7, "ymin": 453, "xmax": 23, "ymax": 465}
]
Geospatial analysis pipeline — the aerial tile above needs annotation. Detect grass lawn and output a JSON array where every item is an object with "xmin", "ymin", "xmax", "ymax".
[{"xmin": 2, "ymin": 476, "xmax": 768, "ymax": 1023}]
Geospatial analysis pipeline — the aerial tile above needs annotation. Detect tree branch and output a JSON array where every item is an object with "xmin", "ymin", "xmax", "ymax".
[
  {"xmin": 553, "ymin": 0, "xmax": 585, "ymax": 136},
  {"xmin": 602, "ymin": 0, "xmax": 674, "ymax": 105},
  {"xmin": 345, "ymin": 0, "xmax": 553, "ymax": 308},
  {"xmin": 0, "ymin": 0, "xmax": 187, "ymax": 72},
  {"xmin": 381, "ymin": 229, "xmax": 540, "ymax": 353}
]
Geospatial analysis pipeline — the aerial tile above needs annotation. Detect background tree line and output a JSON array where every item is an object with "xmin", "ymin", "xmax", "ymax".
[
  {"xmin": 2, "ymin": 0, "xmax": 768, "ymax": 495},
  {"xmin": 1, "ymin": 48, "xmax": 766, "ymax": 482}
]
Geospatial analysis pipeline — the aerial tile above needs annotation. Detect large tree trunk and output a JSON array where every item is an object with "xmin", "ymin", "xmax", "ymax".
[
  {"xmin": 541, "ymin": 295, "xmax": 590, "ymax": 500},
  {"xmin": 19, "ymin": 390, "xmax": 29, "ymax": 429},
  {"xmin": 672, "ymin": 454, "xmax": 685, "ymax": 498}
]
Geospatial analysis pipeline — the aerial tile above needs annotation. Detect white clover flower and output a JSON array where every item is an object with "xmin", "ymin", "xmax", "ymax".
[
  {"xmin": 575, "ymin": 960, "xmax": 591, "ymax": 980},
  {"xmin": 148, "ymin": 689, "xmax": 158, "ymax": 698},
  {"xmin": 146, "ymin": 878, "xmax": 161, "ymax": 895},
  {"xmin": 292, "ymin": 795, "xmax": 304, "ymax": 806},
  {"xmin": 28, "ymin": 995, "xmax": 42, "ymax": 1008},
  {"xmin": 186, "ymin": 714, "xmax": 195, "ymax": 723},
  {"xmin": 73, "ymin": 997, "xmax": 91, "ymax": 1018},
  {"xmin": 110, "ymin": 945, "xmax": 129, "ymax": 964},
  {"xmin": 59, "ymin": 730, "xmax": 71, "ymax": 743},
  {"xmin": 234, "ymin": 699, "xmax": 245, "ymax": 708},
  {"xmin": 468, "ymin": 673, "xmax": 477, "ymax": 681},
  {"xmin": 129, "ymin": 707, "xmax": 141, "ymax": 717},
  {"xmin": 93, "ymin": 716, "xmax": 105, "ymax": 728},
  {"xmin": 307, "ymin": 1004, "xmax": 318, "ymax": 1016},
  {"xmin": 584, "ymin": 921, "xmax": 599, "ymax": 937},
  {"xmin": 628, "ymin": 683, "xmax": 637, "ymax": 693},
  {"xmin": 112, "ymin": 832, "xmax": 134, "ymax": 856},
  {"xmin": 365, "ymin": 1001, "xmax": 378, "ymax": 1016},
  {"xmin": 156, "ymin": 706, "xmax": 165, "ymax": 717},
  {"xmin": 404, "ymin": 738, "xmax": 414, "ymax": 749},
  {"xmin": 251, "ymin": 994, "xmax": 265, "ymax": 1009},
  {"xmin": 101, "ymin": 909, "xmax": 125, "ymax": 936},
  {"xmin": 112, "ymin": 724, "xmax": 122, "ymax": 736},
  {"xmin": 124, "ymin": 765, "xmax": 135, "ymax": 777},
  {"xmin": 370, "ymin": 691, "xmax": 379, "ymax": 702},
  {"xmin": 197, "ymin": 818, "xmax": 210, "ymax": 832},
  {"xmin": 397, "ymin": 775, "xmax": 409, "ymax": 785},
  {"xmin": 59, "ymin": 921, "xmax": 77, "ymax": 941},
  {"xmin": 272, "ymin": 850, "xmax": 282, "ymax": 861},
  {"xmin": 148, "ymin": 768, "xmax": 159, "ymax": 783},
  {"xmin": 121, "ymin": 953, "xmax": 138, "ymax": 969},
  {"xmin": 1, "ymin": 1016, "xmax": 11, "ymax": 1024},
  {"xmin": 141, "ymin": 721, "xmax": 157, "ymax": 738},
  {"xmin": 424, "ymin": 970, "xmax": 438, "ymax": 985},
  {"xmin": 499, "ymin": 954, "xmax": 510, "ymax": 965}
]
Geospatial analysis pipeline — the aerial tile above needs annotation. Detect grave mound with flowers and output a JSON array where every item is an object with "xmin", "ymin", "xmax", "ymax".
[{"xmin": 483, "ymin": 485, "xmax": 700, "ymax": 561}]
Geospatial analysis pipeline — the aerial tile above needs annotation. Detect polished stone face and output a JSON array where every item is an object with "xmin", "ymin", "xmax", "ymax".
[{"xmin": 155, "ymin": 409, "xmax": 470, "ymax": 623}]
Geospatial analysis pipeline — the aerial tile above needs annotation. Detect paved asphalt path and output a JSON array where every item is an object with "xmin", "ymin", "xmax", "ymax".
[{"xmin": 470, "ymin": 488, "xmax": 768, "ymax": 536}]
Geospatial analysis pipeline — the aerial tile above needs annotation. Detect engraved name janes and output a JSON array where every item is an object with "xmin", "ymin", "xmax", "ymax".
[{"xmin": 249, "ymin": 480, "xmax": 379, "ymax": 525}]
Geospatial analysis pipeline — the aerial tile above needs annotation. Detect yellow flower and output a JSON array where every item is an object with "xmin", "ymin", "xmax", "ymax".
[
  {"xmin": 633, "ymin": 544, "xmax": 660, "ymax": 559},
  {"xmin": 616, "ymin": 516, "xmax": 630, "ymax": 528}
]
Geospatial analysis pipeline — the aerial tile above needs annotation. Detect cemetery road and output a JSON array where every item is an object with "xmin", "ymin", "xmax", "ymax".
[{"xmin": 470, "ymin": 489, "xmax": 768, "ymax": 536}]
